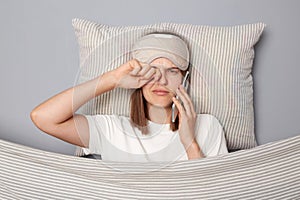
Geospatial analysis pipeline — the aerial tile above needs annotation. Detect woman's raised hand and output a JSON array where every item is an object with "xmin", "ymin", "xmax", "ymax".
[{"xmin": 112, "ymin": 59, "xmax": 160, "ymax": 89}]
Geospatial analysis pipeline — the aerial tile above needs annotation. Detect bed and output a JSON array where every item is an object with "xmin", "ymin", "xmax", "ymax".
[{"xmin": 1, "ymin": 19, "xmax": 299, "ymax": 199}]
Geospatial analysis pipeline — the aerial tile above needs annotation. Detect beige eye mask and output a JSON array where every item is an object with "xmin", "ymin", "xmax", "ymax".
[{"xmin": 131, "ymin": 33, "xmax": 190, "ymax": 71}]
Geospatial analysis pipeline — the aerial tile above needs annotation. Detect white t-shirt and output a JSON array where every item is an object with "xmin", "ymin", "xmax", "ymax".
[{"xmin": 84, "ymin": 114, "xmax": 228, "ymax": 162}]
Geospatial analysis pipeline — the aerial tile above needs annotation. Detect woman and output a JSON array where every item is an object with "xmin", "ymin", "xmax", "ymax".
[{"xmin": 31, "ymin": 33, "xmax": 228, "ymax": 162}]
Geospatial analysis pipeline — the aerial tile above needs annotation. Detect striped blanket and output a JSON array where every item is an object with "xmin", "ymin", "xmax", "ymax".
[{"xmin": 0, "ymin": 135, "xmax": 299, "ymax": 200}]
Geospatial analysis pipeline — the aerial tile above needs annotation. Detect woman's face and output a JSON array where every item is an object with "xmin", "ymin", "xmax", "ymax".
[{"xmin": 142, "ymin": 57, "xmax": 184, "ymax": 108}]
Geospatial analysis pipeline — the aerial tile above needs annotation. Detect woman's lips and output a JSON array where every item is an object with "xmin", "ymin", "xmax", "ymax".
[{"xmin": 152, "ymin": 89, "xmax": 169, "ymax": 96}]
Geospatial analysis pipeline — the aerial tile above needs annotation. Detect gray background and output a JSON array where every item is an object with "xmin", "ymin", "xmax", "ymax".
[{"xmin": 0, "ymin": 0, "xmax": 299, "ymax": 155}]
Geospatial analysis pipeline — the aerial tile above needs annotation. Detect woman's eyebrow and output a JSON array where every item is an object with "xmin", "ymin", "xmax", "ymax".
[
  {"xmin": 150, "ymin": 64, "xmax": 178, "ymax": 69},
  {"xmin": 166, "ymin": 67, "xmax": 180, "ymax": 71}
]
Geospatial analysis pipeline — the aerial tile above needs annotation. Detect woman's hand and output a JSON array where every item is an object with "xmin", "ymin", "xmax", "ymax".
[
  {"xmin": 172, "ymin": 85, "xmax": 204, "ymax": 159},
  {"xmin": 172, "ymin": 85, "xmax": 197, "ymax": 147},
  {"xmin": 112, "ymin": 59, "xmax": 159, "ymax": 89}
]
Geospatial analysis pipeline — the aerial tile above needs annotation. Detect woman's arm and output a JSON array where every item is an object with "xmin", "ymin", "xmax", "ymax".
[
  {"xmin": 31, "ymin": 59, "xmax": 156, "ymax": 147},
  {"xmin": 30, "ymin": 70, "xmax": 117, "ymax": 147}
]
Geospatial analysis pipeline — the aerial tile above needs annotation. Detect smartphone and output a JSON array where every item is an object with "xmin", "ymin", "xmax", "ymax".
[{"xmin": 171, "ymin": 71, "xmax": 190, "ymax": 122}]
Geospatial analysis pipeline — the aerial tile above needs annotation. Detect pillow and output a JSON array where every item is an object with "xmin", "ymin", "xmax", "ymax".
[{"xmin": 72, "ymin": 18, "xmax": 265, "ymax": 151}]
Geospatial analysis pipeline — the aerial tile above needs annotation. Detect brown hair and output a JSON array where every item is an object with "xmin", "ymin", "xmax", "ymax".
[{"xmin": 130, "ymin": 88, "xmax": 179, "ymax": 134}]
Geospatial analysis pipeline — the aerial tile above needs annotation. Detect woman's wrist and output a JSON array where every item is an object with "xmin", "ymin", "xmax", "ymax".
[
  {"xmin": 107, "ymin": 69, "xmax": 119, "ymax": 88},
  {"xmin": 94, "ymin": 70, "xmax": 118, "ymax": 96},
  {"xmin": 185, "ymin": 140, "xmax": 205, "ymax": 160}
]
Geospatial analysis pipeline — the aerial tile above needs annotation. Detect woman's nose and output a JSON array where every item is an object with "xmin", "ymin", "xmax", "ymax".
[{"xmin": 157, "ymin": 72, "xmax": 168, "ymax": 85}]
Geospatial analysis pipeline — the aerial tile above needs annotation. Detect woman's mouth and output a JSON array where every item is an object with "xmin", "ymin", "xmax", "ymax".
[{"xmin": 152, "ymin": 89, "xmax": 169, "ymax": 96}]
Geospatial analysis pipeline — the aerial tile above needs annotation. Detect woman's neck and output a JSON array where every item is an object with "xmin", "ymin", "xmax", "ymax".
[{"xmin": 147, "ymin": 104, "xmax": 172, "ymax": 124}]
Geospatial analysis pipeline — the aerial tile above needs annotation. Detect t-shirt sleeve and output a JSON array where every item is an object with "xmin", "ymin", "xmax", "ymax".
[
  {"xmin": 84, "ymin": 115, "xmax": 105, "ymax": 155},
  {"xmin": 205, "ymin": 115, "xmax": 228, "ymax": 157},
  {"xmin": 195, "ymin": 114, "xmax": 228, "ymax": 157}
]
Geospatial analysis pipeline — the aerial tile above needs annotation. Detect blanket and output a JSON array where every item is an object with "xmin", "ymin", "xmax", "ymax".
[{"xmin": 0, "ymin": 135, "xmax": 299, "ymax": 199}]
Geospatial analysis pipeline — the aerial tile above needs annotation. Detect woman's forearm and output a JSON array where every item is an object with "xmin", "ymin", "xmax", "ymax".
[{"xmin": 31, "ymin": 70, "xmax": 117, "ymax": 125}]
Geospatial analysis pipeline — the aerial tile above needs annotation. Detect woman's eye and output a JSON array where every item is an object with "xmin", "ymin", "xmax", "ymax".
[{"xmin": 167, "ymin": 68, "xmax": 180, "ymax": 74}]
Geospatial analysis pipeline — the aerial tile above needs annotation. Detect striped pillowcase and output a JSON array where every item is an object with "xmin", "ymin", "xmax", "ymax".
[{"xmin": 72, "ymin": 18, "xmax": 265, "ymax": 150}]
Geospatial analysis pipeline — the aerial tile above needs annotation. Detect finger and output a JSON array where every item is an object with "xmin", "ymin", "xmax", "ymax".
[
  {"xmin": 137, "ymin": 64, "xmax": 152, "ymax": 76},
  {"xmin": 176, "ymin": 86, "xmax": 193, "ymax": 117},
  {"xmin": 153, "ymin": 68, "xmax": 162, "ymax": 82},
  {"xmin": 146, "ymin": 68, "xmax": 161, "ymax": 84},
  {"xmin": 129, "ymin": 60, "xmax": 143, "ymax": 76},
  {"xmin": 179, "ymin": 85, "xmax": 196, "ymax": 117},
  {"xmin": 172, "ymin": 96, "xmax": 186, "ymax": 118},
  {"xmin": 137, "ymin": 68, "xmax": 157, "ymax": 87},
  {"xmin": 129, "ymin": 66, "xmax": 142, "ymax": 76},
  {"xmin": 141, "ymin": 67, "xmax": 156, "ymax": 80},
  {"xmin": 138, "ymin": 79, "xmax": 151, "ymax": 87}
]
